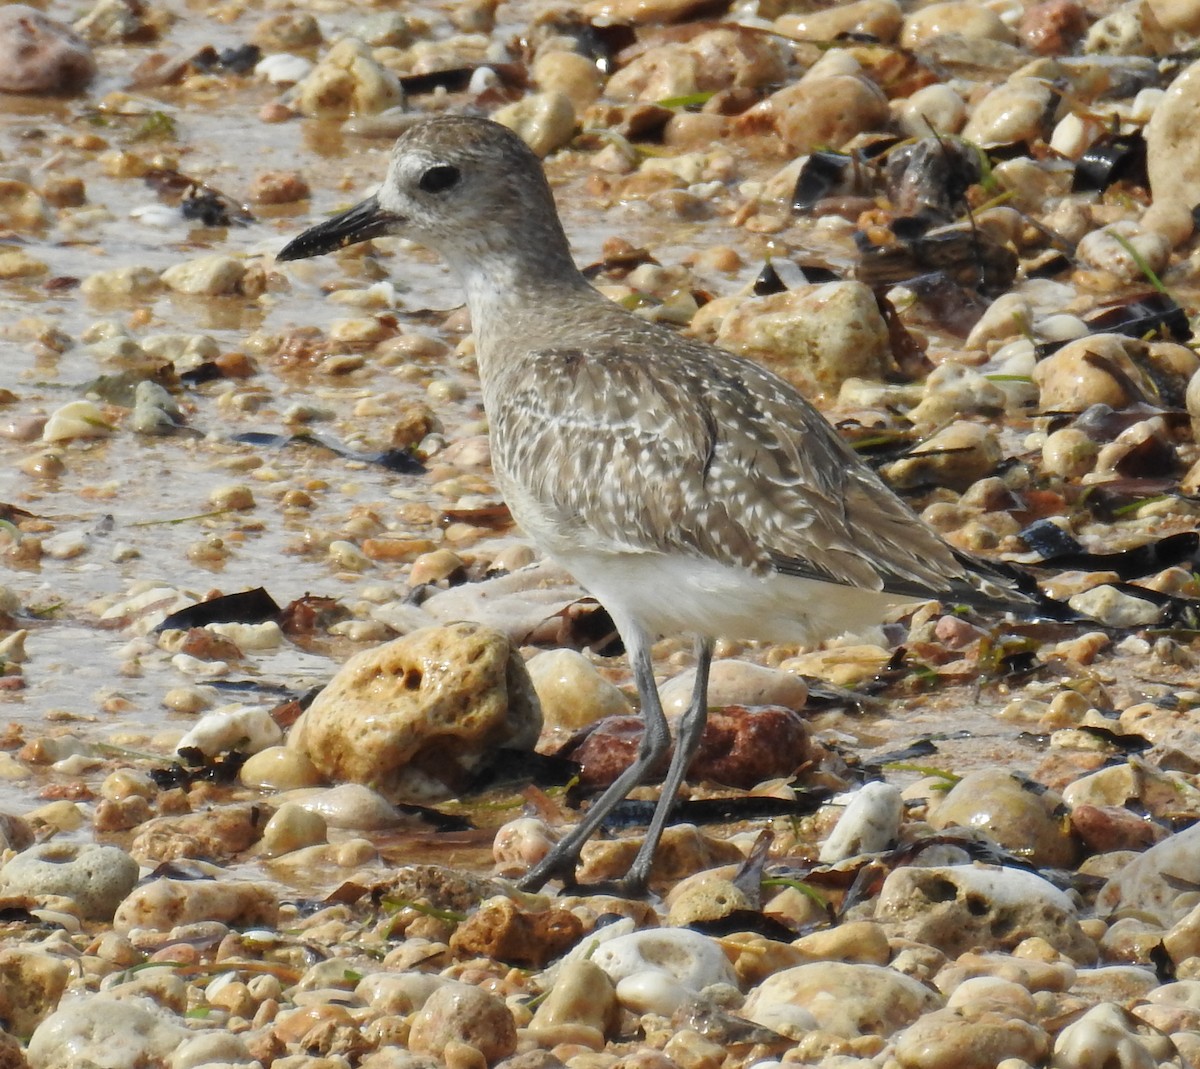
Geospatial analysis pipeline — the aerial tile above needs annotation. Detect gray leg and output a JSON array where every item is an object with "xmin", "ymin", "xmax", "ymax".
[
  {"xmin": 518, "ymin": 623, "xmax": 670, "ymax": 892},
  {"xmin": 619, "ymin": 636, "xmax": 713, "ymax": 894}
]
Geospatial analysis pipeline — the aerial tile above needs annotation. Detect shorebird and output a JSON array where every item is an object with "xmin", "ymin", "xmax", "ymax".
[{"xmin": 278, "ymin": 115, "xmax": 1037, "ymax": 893}]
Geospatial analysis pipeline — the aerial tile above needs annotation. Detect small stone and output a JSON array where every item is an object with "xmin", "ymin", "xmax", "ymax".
[
  {"xmin": 929, "ymin": 770, "xmax": 1079, "ymax": 867},
  {"xmin": 893, "ymin": 1005, "xmax": 1049, "ymax": 1069},
  {"xmin": 112, "ymin": 877, "xmax": 279, "ymax": 932},
  {"xmin": 284, "ymin": 783, "xmax": 404, "ymax": 830},
  {"xmin": 742, "ymin": 75, "xmax": 889, "ymax": 156},
  {"xmin": 161, "ymin": 254, "xmax": 248, "ymax": 296},
  {"xmin": 42, "ymin": 399, "xmax": 114, "ymax": 442},
  {"xmin": 293, "ymin": 37, "xmax": 404, "ymax": 118},
  {"xmin": 494, "ymin": 91, "xmax": 577, "ymax": 158},
  {"xmin": 1033, "ymin": 334, "xmax": 1144, "ymax": 412},
  {"xmin": 209, "ymin": 483, "xmax": 255, "ymax": 510},
  {"xmin": 961, "ymin": 76, "xmax": 1054, "ymax": 147},
  {"xmin": 261, "ymin": 802, "xmax": 327, "ymax": 856},
  {"xmin": 408, "ymin": 982, "xmax": 517, "ymax": 1063},
  {"xmin": 448, "ymin": 897, "xmax": 582, "ymax": 968},
  {"xmin": 240, "ymin": 746, "xmax": 323, "ymax": 790},
  {"xmin": 819, "ymin": 781, "xmax": 903, "ymax": 862},
  {"xmin": 175, "ymin": 703, "xmax": 283, "ymax": 757},
  {"xmin": 776, "ymin": 0, "xmax": 902, "ymax": 42},
  {"xmin": 0, "ymin": 5, "xmax": 95, "ymax": 93},
  {"xmin": 1097, "ymin": 822, "xmax": 1200, "ymax": 923},
  {"xmin": 526, "ymin": 648, "xmax": 633, "ymax": 730},
  {"xmin": 529, "ymin": 959, "xmax": 618, "ymax": 1038},
  {"xmin": 1019, "ymin": 0, "xmax": 1089, "ymax": 54},
  {"xmin": 876, "ymin": 865, "xmax": 1096, "ymax": 962},
  {"xmin": 659, "ymin": 659, "xmax": 807, "ymax": 715},
  {"xmin": 895, "ymin": 83, "xmax": 967, "ymax": 138},
  {"xmin": 883, "ymin": 421, "xmax": 1001, "ymax": 491},
  {"xmin": 1052, "ymin": 1001, "xmax": 1171, "ymax": 1068},
  {"xmin": 743, "ymin": 961, "xmax": 942, "ymax": 1040},
  {"xmin": 294, "ymin": 623, "xmax": 541, "ymax": 802},
  {"xmin": 901, "ymin": 1, "xmax": 1014, "ymax": 47},
  {"xmin": 1076, "ymin": 222, "xmax": 1171, "ymax": 283},
  {"xmin": 715, "ymin": 281, "xmax": 892, "ymax": 397},
  {"xmin": 249, "ymin": 170, "xmax": 311, "ymax": 205},
  {"xmin": 28, "ymin": 995, "xmax": 188, "ymax": 1069},
  {"xmin": 0, "ymin": 951, "xmax": 69, "ymax": 1042},
  {"xmin": 1068, "ymin": 585, "xmax": 1161, "ymax": 628},
  {"xmin": 588, "ymin": 928, "xmax": 738, "ymax": 1015},
  {"xmin": 532, "ymin": 50, "xmax": 603, "ymax": 113},
  {"xmin": 0, "ymin": 842, "xmax": 138, "ymax": 921}
]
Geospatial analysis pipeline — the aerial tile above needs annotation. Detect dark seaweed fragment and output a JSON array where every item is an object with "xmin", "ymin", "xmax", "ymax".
[{"xmin": 154, "ymin": 587, "xmax": 280, "ymax": 633}]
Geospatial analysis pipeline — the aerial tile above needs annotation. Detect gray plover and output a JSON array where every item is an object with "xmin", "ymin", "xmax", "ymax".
[{"xmin": 278, "ymin": 115, "xmax": 1033, "ymax": 893}]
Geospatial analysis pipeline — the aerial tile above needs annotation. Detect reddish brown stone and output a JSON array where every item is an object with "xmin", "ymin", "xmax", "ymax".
[
  {"xmin": 565, "ymin": 705, "xmax": 809, "ymax": 790},
  {"xmin": 1019, "ymin": 0, "xmax": 1089, "ymax": 55},
  {"xmin": 1070, "ymin": 803, "xmax": 1169, "ymax": 854}
]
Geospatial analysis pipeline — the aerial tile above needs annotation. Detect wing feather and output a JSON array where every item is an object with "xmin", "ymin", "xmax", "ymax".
[{"xmin": 486, "ymin": 335, "xmax": 1020, "ymax": 608}]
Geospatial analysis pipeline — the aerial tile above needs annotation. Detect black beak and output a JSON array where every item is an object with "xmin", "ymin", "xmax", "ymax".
[{"xmin": 277, "ymin": 194, "xmax": 400, "ymax": 261}]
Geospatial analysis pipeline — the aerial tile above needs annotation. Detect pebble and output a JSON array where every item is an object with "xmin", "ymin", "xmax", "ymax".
[
  {"xmin": 1085, "ymin": 0, "xmax": 1171, "ymax": 55},
  {"xmin": 294, "ymin": 622, "xmax": 541, "ymax": 802},
  {"xmin": 161, "ymin": 254, "xmax": 249, "ymax": 296},
  {"xmin": 1052, "ymin": 1001, "xmax": 1168, "ymax": 1068},
  {"xmin": 743, "ymin": 962, "xmax": 942, "ymax": 1039},
  {"xmin": 960, "ymin": 76, "xmax": 1054, "ymax": 147},
  {"xmin": 42, "ymin": 399, "xmax": 114, "ymax": 442},
  {"xmin": 1145, "ymin": 56, "xmax": 1200, "ymax": 240},
  {"xmin": 587, "ymin": 928, "xmax": 739, "ymax": 1014},
  {"xmin": 492, "ymin": 816, "xmax": 558, "ymax": 874},
  {"xmin": 239, "ymin": 745, "xmax": 323, "ymax": 790},
  {"xmin": 875, "ymin": 865, "xmax": 1096, "ymax": 962},
  {"xmin": 176, "ymin": 703, "xmax": 283, "ymax": 757},
  {"xmin": 901, "ymin": 1, "xmax": 1015, "ymax": 48},
  {"xmin": 525, "ymin": 648, "xmax": 632, "ymax": 730},
  {"xmin": 883, "ymin": 421, "xmax": 1002, "ymax": 491},
  {"xmin": 494, "ymin": 91, "xmax": 578, "ymax": 158},
  {"xmin": 531, "ymin": 51, "xmax": 605, "ymax": 113},
  {"xmin": 281, "ymin": 782, "xmax": 407, "ymax": 830},
  {"xmin": 0, "ymin": 5, "xmax": 96, "ymax": 93},
  {"xmin": 715, "ymin": 281, "xmax": 892, "ymax": 397},
  {"xmin": 1032, "ymin": 334, "xmax": 1142, "ymax": 412},
  {"xmin": 1097, "ymin": 821, "xmax": 1200, "ymax": 923},
  {"xmin": 895, "ymin": 83, "xmax": 968, "ymax": 137},
  {"xmin": 408, "ymin": 981, "xmax": 517, "ymax": 1062},
  {"xmin": 292, "ymin": 37, "xmax": 404, "ymax": 117},
  {"xmin": 658, "ymin": 660, "xmax": 807, "ymax": 716},
  {"xmin": 928, "ymin": 769, "xmax": 1078, "ymax": 867},
  {"xmin": 261, "ymin": 802, "xmax": 327, "ymax": 856},
  {"xmin": 256, "ymin": 52, "xmax": 314, "ymax": 86},
  {"xmin": 1067, "ymin": 585, "xmax": 1161, "ymax": 627},
  {"xmin": 819, "ymin": 781, "xmax": 903, "ymax": 862},
  {"xmin": 1076, "ymin": 221, "xmax": 1171, "ymax": 283},
  {"xmin": 743, "ymin": 75, "xmax": 890, "ymax": 156},
  {"xmin": 0, "ymin": 842, "xmax": 138, "ymax": 921},
  {"xmin": 28, "ymin": 995, "xmax": 188, "ymax": 1069},
  {"xmin": 906, "ymin": 363, "xmax": 1009, "ymax": 427},
  {"xmin": 112, "ymin": 877, "xmax": 279, "ymax": 932},
  {"xmin": 893, "ymin": 1004, "xmax": 1049, "ymax": 1068},
  {"xmin": 776, "ymin": 0, "xmax": 902, "ymax": 43}
]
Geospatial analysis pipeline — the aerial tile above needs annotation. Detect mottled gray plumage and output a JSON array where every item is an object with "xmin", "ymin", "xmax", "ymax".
[{"xmin": 279, "ymin": 115, "xmax": 1030, "ymax": 893}]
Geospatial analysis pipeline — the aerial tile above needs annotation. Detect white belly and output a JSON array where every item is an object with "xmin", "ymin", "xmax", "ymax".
[{"xmin": 555, "ymin": 547, "xmax": 915, "ymax": 645}]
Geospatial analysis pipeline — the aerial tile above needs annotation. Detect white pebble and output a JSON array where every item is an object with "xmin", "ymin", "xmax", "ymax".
[{"xmin": 176, "ymin": 704, "xmax": 282, "ymax": 757}]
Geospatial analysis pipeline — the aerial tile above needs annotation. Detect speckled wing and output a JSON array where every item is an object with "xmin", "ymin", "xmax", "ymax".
[{"xmin": 488, "ymin": 340, "xmax": 1012, "ymax": 605}]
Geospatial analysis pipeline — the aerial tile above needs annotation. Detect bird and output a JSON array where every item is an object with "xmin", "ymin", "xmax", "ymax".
[{"xmin": 278, "ymin": 114, "xmax": 1041, "ymax": 894}]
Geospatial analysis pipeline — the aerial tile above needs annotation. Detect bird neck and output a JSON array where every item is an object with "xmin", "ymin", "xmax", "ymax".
[{"xmin": 453, "ymin": 245, "xmax": 605, "ymax": 363}]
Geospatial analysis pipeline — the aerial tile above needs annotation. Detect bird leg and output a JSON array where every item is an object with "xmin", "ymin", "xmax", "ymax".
[
  {"xmin": 616, "ymin": 635, "xmax": 714, "ymax": 895},
  {"xmin": 517, "ymin": 625, "xmax": 684, "ymax": 893}
]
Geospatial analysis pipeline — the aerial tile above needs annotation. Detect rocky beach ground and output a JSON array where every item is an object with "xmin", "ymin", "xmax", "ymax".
[{"xmin": 4, "ymin": 0, "xmax": 1200, "ymax": 1066}]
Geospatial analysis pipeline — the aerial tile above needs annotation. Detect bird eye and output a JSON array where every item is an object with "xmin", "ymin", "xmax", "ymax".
[{"xmin": 418, "ymin": 164, "xmax": 460, "ymax": 194}]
